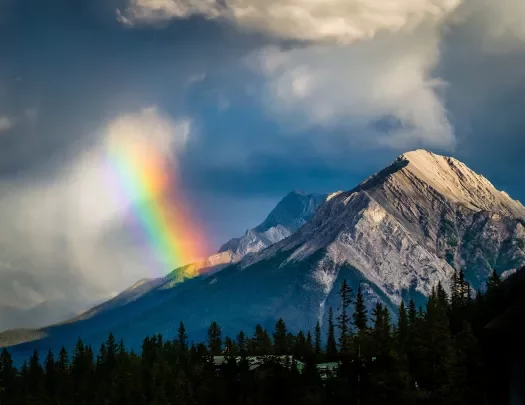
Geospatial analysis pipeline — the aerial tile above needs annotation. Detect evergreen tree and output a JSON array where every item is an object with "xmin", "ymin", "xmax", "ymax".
[
  {"xmin": 337, "ymin": 279, "xmax": 354, "ymax": 352},
  {"xmin": 273, "ymin": 318, "xmax": 288, "ymax": 354},
  {"xmin": 397, "ymin": 301, "xmax": 409, "ymax": 354},
  {"xmin": 106, "ymin": 332, "xmax": 117, "ymax": 371},
  {"xmin": 236, "ymin": 330, "xmax": 247, "ymax": 357},
  {"xmin": 117, "ymin": 338, "xmax": 127, "ymax": 363},
  {"xmin": 251, "ymin": 324, "xmax": 272, "ymax": 355},
  {"xmin": 44, "ymin": 349, "xmax": 57, "ymax": 397},
  {"xmin": 56, "ymin": 346, "xmax": 69, "ymax": 373},
  {"xmin": 305, "ymin": 331, "xmax": 313, "ymax": 354},
  {"xmin": 207, "ymin": 321, "xmax": 223, "ymax": 355},
  {"xmin": 371, "ymin": 302, "xmax": 389, "ymax": 355},
  {"xmin": 423, "ymin": 287, "xmax": 454, "ymax": 395},
  {"xmin": 0, "ymin": 348, "xmax": 16, "ymax": 404},
  {"xmin": 177, "ymin": 321, "xmax": 188, "ymax": 351},
  {"xmin": 224, "ymin": 336, "xmax": 236, "ymax": 356},
  {"xmin": 326, "ymin": 306, "xmax": 338, "ymax": 357},
  {"xmin": 28, "ymin": 350, "xmax": 44, "ymax": 397},
  {"xmin": 314, "ymin": 321, "xmax": 322, "ymax": 355},
  {"xmin": 293, "ymin": 330, "xmax": 306, "ymax": 358},
  {"xmin": 353, "ymin": 285, "xmax": 368, "ymax": 333},
  {"xmin": 486, "ymin": 268, "xmax": 501, "ymax": 293}
]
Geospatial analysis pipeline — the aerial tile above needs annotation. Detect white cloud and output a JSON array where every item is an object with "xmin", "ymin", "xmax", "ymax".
[
  {"xmin": 117, "ymin": 0, "xmax": 460, "ymax": 43},
  {"xmin": 118, "ymin": 0, "xmax": 461, "ymax": 150},
  {"xmin": 116, "ymin": 0, "xmax": 524, "ymax": 151},
  {"xmin": 248, "ymin": 28, "xmax": 455, "ymax": 149},
  {"xmin": 0, "ymin": 107, "xmax": 193, "ymax": 310},
  {"xmin": 105, "ymin": 106, "xmax": 191, "ymax": 162}
]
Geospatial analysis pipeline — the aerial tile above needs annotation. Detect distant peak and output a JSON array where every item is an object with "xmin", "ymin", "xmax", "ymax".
[
  {"xmin": 130, "ymin": 278, "xmax": 152, "ymax": 290},
  {"xmin": 288, "ymin": 189, "xmax": 307, "ymax": 197}
]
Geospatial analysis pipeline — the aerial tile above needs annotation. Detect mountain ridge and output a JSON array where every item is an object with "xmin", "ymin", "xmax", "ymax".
[
  {"xmin": 219, "ymin": 190, "xmax": 327, "ymax": 261},
  {"xmin": 2, "ymin": 149, "xmax": 524, "ymax": 363}
]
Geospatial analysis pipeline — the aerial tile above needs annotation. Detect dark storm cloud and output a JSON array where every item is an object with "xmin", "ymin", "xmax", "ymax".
[{"xmin": 437, "ymin": 5, "xmax": 525, "ymax": 202}]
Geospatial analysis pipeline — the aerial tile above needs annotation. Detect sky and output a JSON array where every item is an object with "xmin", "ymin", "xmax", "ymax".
[{"xmin": 0, "ymin": 0, "xmax": 524, "ymax": 313}]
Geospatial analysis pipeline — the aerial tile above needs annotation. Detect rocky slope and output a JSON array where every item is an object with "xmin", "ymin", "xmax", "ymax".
[
  {"xmin": 219, "ymin": 191, "xmax": 327, "ymax": 261},
  {"xmin": 245, "ymin": 150, "xmax": 525, "ymax": 307},
  {"xmin": 3, "ymin": 150, "xmax": 524, "ymax": 362}
]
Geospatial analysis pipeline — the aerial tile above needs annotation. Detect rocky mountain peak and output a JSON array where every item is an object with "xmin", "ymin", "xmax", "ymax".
[
  {"xmin": 390, "ymin": 150, "xmax": 525, "ymax": 218},
  {"xmin": 218, "ymin": 190, "xmax": 327, "ymax": 261},
  {"xmin": 243, "ymin": 150, "xmax": 525, "ymax": 297}
]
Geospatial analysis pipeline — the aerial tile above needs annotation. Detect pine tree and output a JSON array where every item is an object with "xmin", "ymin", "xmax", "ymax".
[
  {"xmin": 305, "ymin": 331, "xmax": 313, "ymax": 354},
  {"xmin": 293, "ymin": 330, "xmax": 306, "ymax": 358},
  {"xmin": 371, "ymin": 302, "xmax": 387, "ymax": 355},
  {"xmin": 326, "ymin": 306, "xmax": 338, "ymax": 357},
  {"xmin": 314, "ymin": 321, "xmax": 322, "ymax": 355},
  {"xmin": 177, "ymin": 321, "xmax": 188, "ymax": 351},
  {"xmin": 424, "ymin": 287, "xmax": 454, "ymax": 395},
  {"xmin": 273, "ymin": 318, "xmax": 288, "ymax": 354},
  {"xmin": 106, "ymin": 332, "xmax": 117, "ymax": 371},
  {"xmin": 353, "ymin": 285, "xmax": 368, "ymax": 333},
  {"xmin": 224, "ymin": 336, "xmax": 236, "ymax": 356},
  {"xmin": 486, "ymin": 268, "xmax": 501, "ymax": 293},
  {"xmin": 28, "ymin": 350, "xmax": 44, "ymax": 397},
  {"xmin": 236, "ymin": 330, "xmax": 247, "ymax": 357},
  {"xmin": 408, "ymin": 299, "xmax": 417, "ymax": 329},
  {"xmin": 0, "ymin": 348, "xmax": 16, "ymax": 404},
  {"xmin": 207, "ymin": 321, "xmax": 223, "ymax": 355},
  {"xmin": 44, "ymin": 349, "xmax": 57, "ymax": 398},
  {"xmin": 117, "ymin": 339, "xmax": 127, "ymax": 363},
  {"xmin": 251, "ymin": 324, "xmax": 272, "ymax": 355},
  {"xmin": 397, "ymin": 301, "xmax": 409, "ymax": 354},
  {"xmin": 337, "ymin": 279, "xmax": 354, "ymax": 352}
]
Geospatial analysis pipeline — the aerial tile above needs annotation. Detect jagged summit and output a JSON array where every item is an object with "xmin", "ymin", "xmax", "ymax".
[
  {"xmin": 394, "ymin": 150, "xmax": 525, "ymax": 217},
  {"xmin": 352, "ymin": 149, "xmax": 524, "ymax": 219},
  {"xmin": 219, "ymin": 190, "xmax": 327, "ymax": 261}
]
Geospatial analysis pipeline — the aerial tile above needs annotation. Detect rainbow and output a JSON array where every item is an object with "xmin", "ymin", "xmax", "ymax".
[{"xmin": 105, "ymin": 132, "xmax": 206, "ymax": 276}]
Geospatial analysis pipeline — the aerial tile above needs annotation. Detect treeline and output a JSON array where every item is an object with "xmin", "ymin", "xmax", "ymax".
[{"xmin": 0, "ymin": 270, "xmax": 516, "ymax": 404}]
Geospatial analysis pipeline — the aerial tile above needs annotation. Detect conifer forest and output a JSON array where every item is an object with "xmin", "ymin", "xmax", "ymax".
[{"xmin": 1, "ymin": 268, "xmax": 523, "ymax": 405}]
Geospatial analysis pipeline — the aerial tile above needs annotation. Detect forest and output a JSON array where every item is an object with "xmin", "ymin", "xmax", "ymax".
[{"xmin": 0, "ymin": 268, "xmax": 523, "ymax": 405}]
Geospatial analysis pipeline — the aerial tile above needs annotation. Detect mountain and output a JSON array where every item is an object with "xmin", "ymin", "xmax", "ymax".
[
  {"xmin": 243, "ymin": 149, "xmax": 525, "ymax": 299},
  {"xmin": 219, "ymin": 191, "xmax": 328, "ymax": 261},
  {"xmin": 55, "ymin": 192, "xmax": 327, "ymax": 324},
  {"xmin": 2, "ymin": 150, "xmax": 524, "ymax": 363}
]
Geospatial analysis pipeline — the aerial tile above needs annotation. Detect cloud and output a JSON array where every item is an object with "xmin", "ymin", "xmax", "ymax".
[
  {"xmin": 0, "ymin": 107, "xmax": 192, "ymax": 311},
  {"xmin": 248, "ymin": 29, "xmax": 455, "ymax": 149},
  {"xmin": 105, "ymin": 106, "xmax": 191, "ymax": 162},
  {"xmin": 117, "ymin": 0, "xmax": 460, "ymax": 43},
  {"xmin": 449, "ymin": 0, "xmax": 525, "ymax": 54},
  {"xmin": 118, "ymin": 0, "xmax": 461, "ymax": 150}
]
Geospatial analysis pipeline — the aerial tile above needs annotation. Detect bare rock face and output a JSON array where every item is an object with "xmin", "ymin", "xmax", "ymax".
[
  {"xmin": 219, "ymin": 190, "xmax": 327, "ymax": 261},
  {"xmin": 243, "ymin": 150, "xmax": 525, "ymax": 313}
]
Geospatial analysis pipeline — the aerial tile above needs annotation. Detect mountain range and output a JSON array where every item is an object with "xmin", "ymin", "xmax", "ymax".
[{"xmin": 2, "ymin": 149, "xmax": 524, "ymax": 364}]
